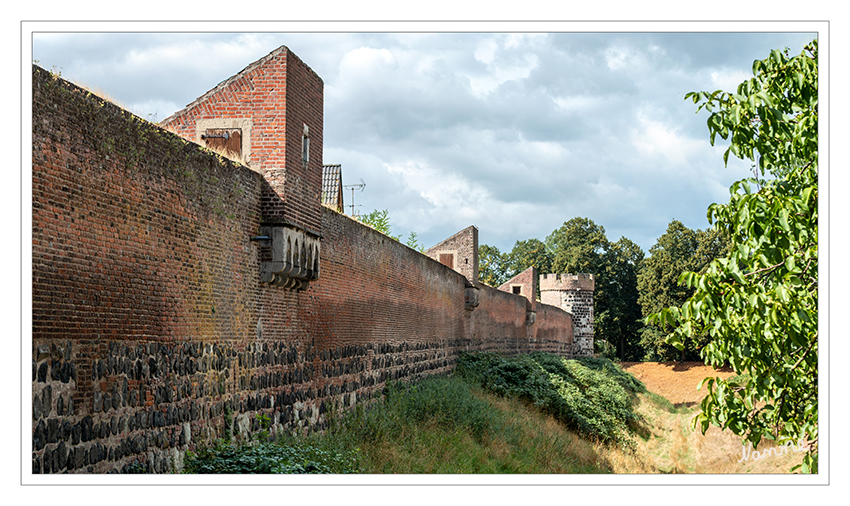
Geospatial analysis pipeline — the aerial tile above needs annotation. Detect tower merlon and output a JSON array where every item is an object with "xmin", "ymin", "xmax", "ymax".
[{"xmin": 539, "ymin": 273, "xmax": 595, "ymax": 292}]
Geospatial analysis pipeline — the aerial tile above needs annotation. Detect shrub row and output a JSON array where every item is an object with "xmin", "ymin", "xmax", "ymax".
[{"xmin": 455, "ymin": 352, "xmax": 645, "ymax": 448}]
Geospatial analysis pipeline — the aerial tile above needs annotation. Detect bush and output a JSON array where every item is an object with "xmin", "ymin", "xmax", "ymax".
[
  {"xmin": 183, "ymin": 438, "xmax": 359, "ymax": 474},
  {"xmin": 456, "ymin": 352, "xmax": 644, "ymax": 448}
]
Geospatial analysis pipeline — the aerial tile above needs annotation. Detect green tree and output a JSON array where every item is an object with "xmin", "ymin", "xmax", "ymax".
[
  {"xmin": 546, "ymin": 217, "xmax": 608, "ymax": 275},
  {"xmin": 605, "ymin": 237, "xmax": 645, "ymax": 361},
  {"xmin": 649, "ymin": 40, "xmax": 818, "ymax": 472},
  {"xmin": 359, "ymin": 209, "xmax": 399, "ymax": 240},
  {"xmin": 638, "ymin": 221, "xmax": 729, "ymax": 361},
  {"xmin": 359, "ymin": 209, "xmax": 424, "ymax": 252},
  {"xmin": 478, "ymin": 244, "xmax": 509, "ymax": 287},
  {"xmin": 504, "ymin": 238, "xmax": 553, "ymax": 281},
  {"xmin": 546, "ymin": 218, "xmax": 643, "ymax": 361},
  {"xmin": 405, "ymin": 231, "xmax": 425, "ymax": 253}
]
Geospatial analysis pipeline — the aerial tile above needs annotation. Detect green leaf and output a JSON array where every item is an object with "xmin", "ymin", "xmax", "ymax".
[
  {"xmin": 731, "ymin": 271, "xmax": 745, "ymax": 285},
  {"xmin": 785, "ymin": 255, "xmax": 796, "ymax": 272},
  {"xmin": 663, "ymin": 37, "xmax": 819, "ymax": 473},
  {"xmin": 779, "ymin": 209, "xmax": 791, "ymax": 232}
]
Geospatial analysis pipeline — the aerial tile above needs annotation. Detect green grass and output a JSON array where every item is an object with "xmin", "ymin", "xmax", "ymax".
[
  {"xmin": 184, "ymin": 352, "xmax": 654, "ymax": 474},
  {"xmin": 455, "ymin": 352, "xmax": 646, "ymax": 448}
]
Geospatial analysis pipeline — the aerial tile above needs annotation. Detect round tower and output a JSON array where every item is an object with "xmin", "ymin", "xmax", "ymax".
[{"xmin": 539, "ymin": 273, "xmax": 595, "ymax": 357}]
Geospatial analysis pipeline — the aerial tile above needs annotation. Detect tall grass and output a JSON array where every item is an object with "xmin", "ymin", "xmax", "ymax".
[
  {"xmin": 183, "ymin": 353, "xmax": 664, "ymax": 474},
  {"xmin": 331, "ymin": 374, "xmax": 608, "ymax": 473}
]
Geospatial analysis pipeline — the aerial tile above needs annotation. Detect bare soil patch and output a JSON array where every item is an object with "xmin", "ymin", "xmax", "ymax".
[
  {"xmin": 601, "ymin": 362, "xmax": 805, "ymax": 474},
  {"xmin": 619, "ymin": 361, "xmax": 734, "ymax": 407}
]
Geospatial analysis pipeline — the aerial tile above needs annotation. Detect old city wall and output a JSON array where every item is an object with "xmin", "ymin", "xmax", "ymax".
[
  {"xmin": 31, "ymin": 66, "xmax": 575, "ymax": 474},
  {"xmin": 32, "ymin": 65, "xmax": 268, "ymax": 474}
]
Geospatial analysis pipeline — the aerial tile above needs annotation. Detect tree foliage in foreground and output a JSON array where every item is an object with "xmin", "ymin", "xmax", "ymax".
[{"xmin": 649, "ymin": 40, "xmax": 818, "ymax": 473}]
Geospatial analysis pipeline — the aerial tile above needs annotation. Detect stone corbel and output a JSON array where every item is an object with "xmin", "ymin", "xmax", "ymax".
[
  {"xmin": 259, "ymin": 225, "xmax": 320, "ymax": 290},
  {"xmin": 464, "ymin": 284, "xmax": 479, "ymax": 311}
]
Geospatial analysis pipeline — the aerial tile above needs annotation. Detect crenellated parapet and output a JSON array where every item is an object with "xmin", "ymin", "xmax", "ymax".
[
  {"xmin": 539, "ymin": 273, "xmax": 595, "ymax": 292},
  {"xmin": 539, "ymin": 273, "xmax": 595, "ymax": 356}
]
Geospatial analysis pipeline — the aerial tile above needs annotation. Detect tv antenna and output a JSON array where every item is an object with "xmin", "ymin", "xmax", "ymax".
[{"xmin": 343, "ymin": 178, "xmax": 366, "ymax": 216}]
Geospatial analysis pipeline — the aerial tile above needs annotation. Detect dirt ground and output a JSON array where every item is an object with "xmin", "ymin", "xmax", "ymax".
[
  {"xmin": 605, "ymin": 362, "xmax": 806, "ymax": 474},
  {"xmin": 619, "ymin": 361, "xmax": 735, "ymax": 407}
]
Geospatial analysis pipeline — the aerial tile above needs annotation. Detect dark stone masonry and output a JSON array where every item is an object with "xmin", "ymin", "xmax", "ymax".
[{"xmin": 31, "ymin": 45, "xmax": 594, "ymax": 473}]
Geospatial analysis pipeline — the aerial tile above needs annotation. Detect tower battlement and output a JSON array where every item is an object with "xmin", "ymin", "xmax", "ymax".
[
  {"xmin": 539, "ymin": 273, "xmax": 594, "ymax": 357},
  {"xmin": 539, "ymin": 273, "xmax": 595, "ymax": 292}
]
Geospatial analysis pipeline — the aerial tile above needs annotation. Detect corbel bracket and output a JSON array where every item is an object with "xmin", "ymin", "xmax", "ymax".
[{"xmin": 259, "ymin": 225, "xmax": 320, "ymax": 290}]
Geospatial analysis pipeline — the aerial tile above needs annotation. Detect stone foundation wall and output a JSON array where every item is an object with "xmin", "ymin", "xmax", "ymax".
[{"xmin": 31, "ymin": 65, "xmax": 576, "ymax": 474}]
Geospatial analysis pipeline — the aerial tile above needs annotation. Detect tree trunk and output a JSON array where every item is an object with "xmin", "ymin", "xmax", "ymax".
[{"xmin": 620, "ymin": 334, "xmax": 625, "ymax": 361}]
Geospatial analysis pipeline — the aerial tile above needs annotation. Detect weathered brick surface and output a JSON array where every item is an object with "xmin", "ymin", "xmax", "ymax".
[
  {"xmin": 498, "ymin": 266, "xmax": 538, "ymax": 310},
  {"xmin": 534, "ymin": 303, "xmax": 575, "ymax": 355},
  {"xmin": 161, "ymin": 46, "xmax": 324, "ymax": 234},
  {"xmin": 32, "ymin": 66, "xmax": 268, "ymax": 473},
  {"xmin": 425, "ymin": 225, "xmax": 479, "ymax": 285},
  {"xmin": 31, "ymin": 56, "xmax": 581, "ymax": 474}
]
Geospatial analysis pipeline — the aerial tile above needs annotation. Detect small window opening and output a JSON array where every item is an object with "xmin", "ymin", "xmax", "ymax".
[
  {"xmin": 512, "ymin": 286, "xmax": 522, "ymax": 295},
  {"xmin": 302, "ymin": 124, "xmax": 310, "ymax": 167},
  {"xmin": 439, "ymin": 253, "xmax": 454, "ymax": 269}
]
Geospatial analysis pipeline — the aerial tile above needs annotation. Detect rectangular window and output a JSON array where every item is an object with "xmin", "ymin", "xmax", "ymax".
[
  {"xmin": 302, "ymin": 124, "xmax": 310, "ymax": 167},
  {"xmin": 439, "ymin": 253, "xmax": 454, "ymax": 269},
  {"xmin": 511, "ymin": 285, "xmax": 522, "ymax": 295}
]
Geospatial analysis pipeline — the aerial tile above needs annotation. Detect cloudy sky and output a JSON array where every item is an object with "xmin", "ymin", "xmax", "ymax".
[{"xmin": 29, "ymin": 24, "xmax": 819, "ymax": 255}]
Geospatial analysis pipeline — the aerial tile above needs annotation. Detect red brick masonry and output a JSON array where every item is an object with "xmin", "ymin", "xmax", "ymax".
[{"xmin": 31, "ymin": 58, "xmax": 577, "ymax": 474}]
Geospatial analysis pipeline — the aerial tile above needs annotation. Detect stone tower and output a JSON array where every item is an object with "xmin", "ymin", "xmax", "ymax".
[{"xmin": 539, "ymin": 273, "xmax": 595, "ymax": 356}]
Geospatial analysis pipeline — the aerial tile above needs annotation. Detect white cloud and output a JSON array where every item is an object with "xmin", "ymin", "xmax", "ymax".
[
  {"xmin": 385, "ymin": 160, "xmax": 490, "ymax": 211},
  {"xmin": 516, "ymin": 134, "xmax": 570, "ymax": 166},
  {"xmin": 604, "ymin": 45, "xmax": 647, "ymax": 71},
  {"xmin": 338, "ymin": 47, "xmax": 399, "ymax": 81},
  {"xmin": 122, "ymin": 35, "xmax": 268, "ymax": 74},
  {"xmin": 467, "ymin": 53, "xmax": 539, "ymax": 98},
  {"xmin": 553, "ymin": 94, "xmax": 600, "ymax": 113},
  {"xmin": 473, "ymin": 38, "xmax": 498, "ymax": 65},
  {"xmin": 629, "ymin": 108, "xmax": 705, "ymax": 167},
  {"xmin": 503, "ymin": 33, "xmax": 545, "ymax": 49},
  {"xmin": 710, "ymin": 69, "xmax": 752, "ymax": 92}
]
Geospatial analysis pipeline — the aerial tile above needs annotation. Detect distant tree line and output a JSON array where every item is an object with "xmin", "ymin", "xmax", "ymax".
[
  {"xmin": 479, "ymin": 217, "xmax": 729, "ymax": 362},
  {"xmin": 358, "ymin": 208, "xmax": 730, "ymax": 362}
]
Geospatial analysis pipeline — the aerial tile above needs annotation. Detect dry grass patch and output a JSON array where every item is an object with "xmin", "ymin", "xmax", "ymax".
[{"xmin": 609, "ymin": 362, "xmax": 805, "ymax": 473}]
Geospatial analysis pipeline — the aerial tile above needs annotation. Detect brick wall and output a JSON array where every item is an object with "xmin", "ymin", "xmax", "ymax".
[
  {"xmin": 32, "ymin": 65, "xmax": 267, "ymax": 473},
  {"xmin": 498, "ymin": 266, "xmax": 538, "ymax": 310},
  {"xmin": 31, "ymin": 65, "xmax": 578, "ymax": 474},
  {"xmin": 425, "ymin": 225, "xmax": 479, "ymax": 285},
  {"xmin": 161, "ymin": 46, "xmax": 324, "ymax": 234}
]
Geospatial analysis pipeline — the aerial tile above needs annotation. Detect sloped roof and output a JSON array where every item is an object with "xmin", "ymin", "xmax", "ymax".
[{"xmin": 322, "ymin": 164, "xmax": 343, "ymax": 211}]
